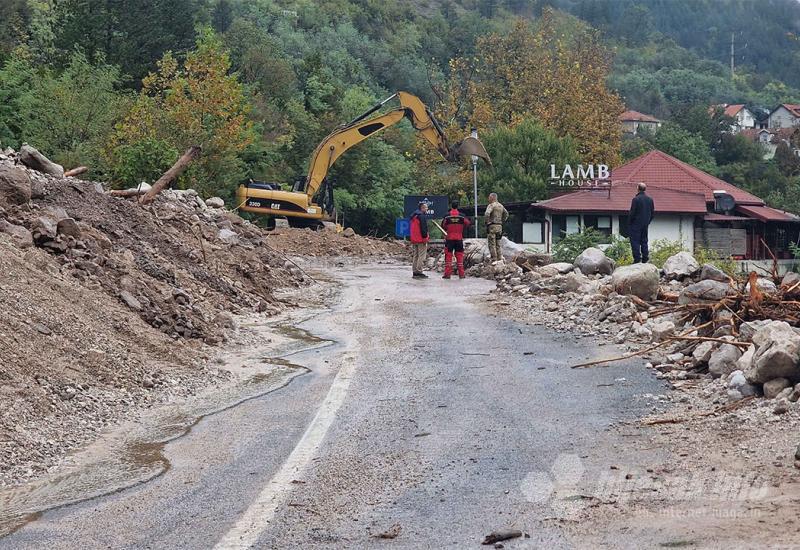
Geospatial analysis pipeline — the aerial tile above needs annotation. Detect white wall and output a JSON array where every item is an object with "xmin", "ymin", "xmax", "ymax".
[
  {"xmin": 533, "ymin": 212, "xmax": 695, "ymax": 254},
  {"xmin": 769, "ymin": 106, "xmax": 800, "ymax": 129},
  {"xmin": 648, "ymin": 214, "xmax": 694, "ymax": 251},
  {"xmin": 737, "ymin": 109, "xmax": 755, "ymax": 129}
]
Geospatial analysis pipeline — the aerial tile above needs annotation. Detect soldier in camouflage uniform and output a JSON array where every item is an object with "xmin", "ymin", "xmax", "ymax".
[{"xmin": 484, "ymin": 193, "xmax": 509, "ymax": 262}]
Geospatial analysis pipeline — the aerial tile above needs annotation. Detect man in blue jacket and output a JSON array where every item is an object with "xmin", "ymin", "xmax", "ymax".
[{"xmin": 629, "ymin": 182, "xmax": 655, "ymax": 263}]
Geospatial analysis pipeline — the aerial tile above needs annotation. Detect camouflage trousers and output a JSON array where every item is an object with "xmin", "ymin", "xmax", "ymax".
[{"xmin": 487, "ymin": 225, "xmax": 502, "ymax": 261}]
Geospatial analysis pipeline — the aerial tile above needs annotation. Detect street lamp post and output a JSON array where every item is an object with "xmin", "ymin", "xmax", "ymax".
[{"xmin": 471, "ymin": 127, "xmax": 479, "ymax": 238}]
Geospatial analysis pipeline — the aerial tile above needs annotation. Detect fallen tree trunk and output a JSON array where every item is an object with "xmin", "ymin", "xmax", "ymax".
[
  {"xmin": 139, "ymin": 146, "xmax": 201, "ymax": 205},
  {"xmin": 109, "ymin": 188, "xmax": 148, "ymax": 198},
  {"xmin": 64, "ymin": 166, "xmax": 88, "ymax": 178}
]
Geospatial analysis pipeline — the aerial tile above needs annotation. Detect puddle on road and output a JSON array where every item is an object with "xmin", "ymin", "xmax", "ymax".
[{"xmin": 0, "ymin": 318, "xmax": 333, "ymax": 538}]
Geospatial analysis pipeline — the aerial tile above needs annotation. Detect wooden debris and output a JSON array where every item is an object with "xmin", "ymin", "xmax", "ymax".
[
  {"xmin": 64, "ymin": 166, "xmax": 88, "ymax": 178},
  {"xmin": 642, "ymin": 396, "xmax": 755, "ymax": 425},
  {"xmin": 140, "ymin": 146, "xmax": 201, "ymax": 205},
  {"xmin": 482, "ymin": 529, "xmax": 523, "ymax": 545}
]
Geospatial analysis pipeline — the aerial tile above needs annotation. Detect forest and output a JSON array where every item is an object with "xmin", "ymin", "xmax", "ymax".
[{"xmin": 2, "ymin": 0, "xmax": 800, "ymax": 233}]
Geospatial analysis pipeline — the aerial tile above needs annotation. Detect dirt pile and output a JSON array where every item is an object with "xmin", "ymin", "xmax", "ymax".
[
  {"xmin": 264, "ymin": 226, "xmax": 406, "ymax": 258},
  {"xmin": 0, "ymin": 145, "xmax": 390, "ymax": 485}
]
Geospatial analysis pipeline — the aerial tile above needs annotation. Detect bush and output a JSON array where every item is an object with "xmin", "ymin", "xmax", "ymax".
[
  {"xmin": 648, "ymin": 238, "xmax": 684, "ymax": 268},
  {"xmin": 552, "ymin": 228, "xmax": 603, "ymax": 263},
  {"xmin": 604, "ymin": 235, "xmax": 633, "ymax": 266}
]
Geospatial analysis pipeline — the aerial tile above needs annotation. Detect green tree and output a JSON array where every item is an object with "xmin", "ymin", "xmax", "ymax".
[
  {"xmin": 0, "ymin": 49, "xmax": 126, "ymax": 175},
  {"xmin": 481, "ymin": 119, "xmax": 581, "ymax": 202},
  {"xmin": 776, "ymin": 142, "xmax": 800, "ymax": 177},
  {"xmin": 112, "ymin": 28, "xmax": 254, "ymax": 194},
  {"xmin": 647, "ymin": 123, "xmax": 717, "ymax": 174}
]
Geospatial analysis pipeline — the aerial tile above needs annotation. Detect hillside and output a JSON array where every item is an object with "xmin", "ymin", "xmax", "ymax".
[{"xmin": 2, "ymin": 0, "xmax": 800, "ymax": 231}]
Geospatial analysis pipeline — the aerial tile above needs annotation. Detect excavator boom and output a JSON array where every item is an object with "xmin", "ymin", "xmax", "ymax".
[{"xmin": 237, "ymin": 91, "xmax": 490, "ymax": 227}]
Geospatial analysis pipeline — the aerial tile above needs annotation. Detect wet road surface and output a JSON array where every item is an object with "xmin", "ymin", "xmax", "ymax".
[{"xmin": 0, "ymin": 264, "xmax": 666, "ymax": 548}]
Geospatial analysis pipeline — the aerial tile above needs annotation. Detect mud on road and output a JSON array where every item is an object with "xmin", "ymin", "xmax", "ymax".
[{"xmin": 0, "ymin": 263, "xmax": 683, "ymax": 549}]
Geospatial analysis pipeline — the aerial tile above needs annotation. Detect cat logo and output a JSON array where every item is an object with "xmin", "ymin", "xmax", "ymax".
[{"xmin": 271, "ymin": 203, "xmax": 281, "ymax": 210}]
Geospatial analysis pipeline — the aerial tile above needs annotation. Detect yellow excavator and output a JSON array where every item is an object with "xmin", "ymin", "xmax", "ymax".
[{"xmin": 236, "ymin": 91, "xmax": 491, "ymax": 228}]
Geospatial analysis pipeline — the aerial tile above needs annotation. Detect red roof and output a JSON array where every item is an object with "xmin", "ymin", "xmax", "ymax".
[
  {"xmin": 718, "ymin": 104, "xmax": 745, "ymax": 117},
  {"xmin": 619, "ymin": 110, "xmax": 660, "ymax": 123},
  {"xmin": 532, "ymin": 182, "xmax": 707, "ymax": 214},
  {"xmin": 736, "ymin": 205, "xmax": 800, "ymax": 222},
  {"xmin": 773, "ymin": 104, "xmax": 800, "ymax": 117},
  {"xmin": 610, "ymin": 150, "xmax": 764, "ymax": 205}
]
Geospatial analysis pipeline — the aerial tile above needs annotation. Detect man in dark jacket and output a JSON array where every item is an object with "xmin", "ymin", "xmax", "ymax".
[
  {"xmin": 441, "ymin": 201, "xmax": 471, "ymax": 279},
  {"xmin": 409, "ymin": 202, "xmax": 429, "ymax": 278},
  {"xmin": 629, "ymin": 182, "xmax": 655, "ymax": 263}
]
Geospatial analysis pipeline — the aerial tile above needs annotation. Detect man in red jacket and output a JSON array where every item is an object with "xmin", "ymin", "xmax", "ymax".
[
  {"xmin": 442, "ymin": 200, "xmax": 471, "ymax": 279},
  {"xmin": 409, "ymin": 202, "xmax": 429, "ymax": 278}
]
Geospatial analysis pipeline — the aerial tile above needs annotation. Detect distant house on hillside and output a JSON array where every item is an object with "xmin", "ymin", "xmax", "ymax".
[
  {"xmin": 714, "ymin": 104, "xmax": 756, "ymax": 133},
  {"xmin": 619, "ymin": 110, "xmax": 661, "ymax": 135},
  {"xmin": 520, "ymin": 150, "xmax": 800, "ymax": 262},
  {"xmin": 768, "ymin": 104, "xmax": 800, "ymax": 129},
  {"xmin": 739, "ymin": 127, "xmax": 800, "ymax": 160}
]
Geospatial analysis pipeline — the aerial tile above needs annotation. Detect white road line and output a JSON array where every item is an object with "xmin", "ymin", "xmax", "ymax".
[{"xmin": 214, "ymin": 355, "xmax": 356, "ymax": 549}]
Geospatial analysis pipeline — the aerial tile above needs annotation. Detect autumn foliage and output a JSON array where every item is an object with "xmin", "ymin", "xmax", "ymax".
[
  {"xmin": 435, "ymin": 10, "xmax": 623, "ymax": 168},
  {"xmin": 111, "ymin": 29, "xmax": 254, "ymax": 195}
]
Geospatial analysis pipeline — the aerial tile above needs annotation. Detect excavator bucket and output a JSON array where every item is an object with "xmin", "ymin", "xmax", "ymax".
[{"xmin": 451, "ymin": 136, "xmax": 492, "ymax": 166}]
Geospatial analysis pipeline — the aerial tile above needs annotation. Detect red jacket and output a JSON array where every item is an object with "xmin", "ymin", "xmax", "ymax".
[
  {"xmin": 442, "ymin": 208, "xmax": 470, "ymax": 241},
  {"xmin": 410, "ymin": 209, "xmax": 429, "ymax": 244}
]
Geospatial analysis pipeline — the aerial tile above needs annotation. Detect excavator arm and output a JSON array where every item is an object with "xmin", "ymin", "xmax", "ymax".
[
  {"xmin": 300, "ymin": 91, "xmax": 488, "ymax": 199},
  {"xmin": 237, "ymin": 91, "xmax": 490, "ymax": 226}
]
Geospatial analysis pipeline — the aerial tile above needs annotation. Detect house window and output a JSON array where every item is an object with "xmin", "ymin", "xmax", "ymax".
[
  {"xmin": 551, "ymin": 215, "xmax": 580, "ymax": 242},
  {"xmin": 584, "ymin": 215, "xmax": 612, "ymax": 243},
  {"xmin": 522, "ymin": 222, "xmax": 544, "ymax": 244}
]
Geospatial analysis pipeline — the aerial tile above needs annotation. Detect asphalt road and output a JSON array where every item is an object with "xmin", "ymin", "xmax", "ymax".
[{"xmin": 0, "ymin": 264, "xmax": 666, "ymax": 549}]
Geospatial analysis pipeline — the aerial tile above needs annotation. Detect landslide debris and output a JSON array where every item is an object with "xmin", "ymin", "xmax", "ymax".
[{"xmin": 0, "ymin": 146, "xmax": 401, "ymax": 486}]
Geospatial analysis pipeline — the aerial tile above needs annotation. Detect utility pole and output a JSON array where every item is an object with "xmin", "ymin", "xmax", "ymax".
[
  {"xmin": 471, "ymin": 127, "xmax": 479, "ymax": 238},
  {"xmin": 730, "ymin": 32, "xmax": 735, "ymax": 78}
]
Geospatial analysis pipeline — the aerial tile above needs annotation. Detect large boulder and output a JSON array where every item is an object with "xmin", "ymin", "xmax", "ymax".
[
  {"xmin": 764, "ymin": 378, "xmax": 792, "ymax": 399},
  {"xmin": 739, "ymin": 320, "xmax": 772, "ymax": 342},
  {"xmin": 746, "ymin": 321, "xmax": 800, "ymax": 384},
  {"xmin": 678, "ymin": 280, "xmax": 735, "ymax": 305},
  {"xmin": 548, "ymin": 262, "xmax": 575, "ymax": 274},
  {"xmin": 463, "ymin": 237, "xmax": 526, "ymax": 264},
  {"xmin": 650, "ymin": 320, "xmax": 675, "ymax": 342},
  {"xmin": 663, "ymin": 252, "xmax": 700, "ymax": 279},
  {"xmin": 0, "ymin": 220, "xmax": 34, "ymax": 248},
  {"xmin": 19, "ymin": 144, "xmax": 64, "ymax": 177},
  {"xmin": 744, "ymin": 277, "xmax": 778, "ymax": 294},
  {"xmin": 699, "ymin": 263, "xmax": 729, "ymax": 282},
  {"xmin": 781, "ymin": 271, "xmax": 800, "ymax": 295},
  {"xmin": 0, "ymin": 164, "xmax": 32, "ymax": 207},
  {"xmin": 611, "ymin": 263, "xmax": 659, "ymax": 301},
  {"xmin": 692, "ymin": 340, "xmax": 716, "ymax": 363},
  {"xmin": 708, "ymin": 340, "xmax": 743, "ymax": 378},
  {"xmin": 500, "ymin": 237, "xmax": 527, "ymax": 261},
  {"xmin": 728, "ymin": 370, "xmax": 757, "ymax": 397},
  {"xmin": 574, "ymin": 247, "xmax": 615, "ymax": 276},
  {"xmin": 559, "ymin": 272, "xmax": 589, "ymax": 293}
]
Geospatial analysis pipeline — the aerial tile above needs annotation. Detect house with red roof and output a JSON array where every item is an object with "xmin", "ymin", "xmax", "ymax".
[
  {"xmin": 713, "ymin": 104, "xmax": 756, "ymax": 133},
  {"xmin": 768, "ymin": 104, "xmax": 800, "ymax": 129},
  {"xmin": 739, "ymin": 127, "xmax": 800, "ymax": 160},
  {"xmin": 522, "ymin": 150, "xmax": 800, "ymax": 261},
  {"xmin": 619, "ymin": 110, "xmax": 661, "ymax": 135}
]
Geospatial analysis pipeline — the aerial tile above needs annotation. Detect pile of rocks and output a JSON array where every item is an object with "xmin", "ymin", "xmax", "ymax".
[
  {"xmin": 0, "ymin": 149, "xmax": 310, "ymax": 344},
  {"xmin": 486, "ymin": 245, "xmax": 800, "ymax": 413}
]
